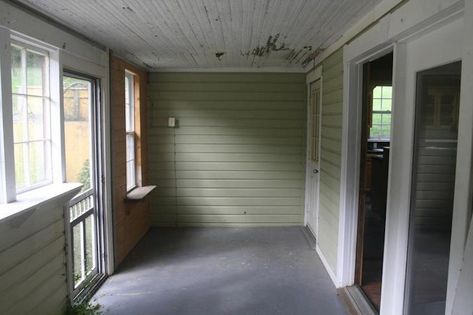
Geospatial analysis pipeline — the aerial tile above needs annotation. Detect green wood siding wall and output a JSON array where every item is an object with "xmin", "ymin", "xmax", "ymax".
[
  {"xmin": 318, "ymin": 49, "xmax": 343, "ymax": 272},
  {"xmin": 148, "ymin": 73, "xmax": 307, "ymax": 226},
  {"xmin": 0, "ymin": 203, "xmax": 68, "ymax": 315}
]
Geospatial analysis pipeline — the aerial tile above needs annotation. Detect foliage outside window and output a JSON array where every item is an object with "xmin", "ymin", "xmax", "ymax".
[
  {"xmin": 63, "ymin": 76, "xmax": 92, "ymax": 193},
  {"xmin": 125, "ymin": 71, "xmax": 136, "ymax": 191},
  {"xmin": 370, "ymin": 86, "xmax": 392, "ymax": 140},
  {"xmin": 11, "ymin": 43, "xmax": 52, "ymax": 192},
  {"xmin": 63, "ymin": 77, "xmax": 89, "ymax": 121}
]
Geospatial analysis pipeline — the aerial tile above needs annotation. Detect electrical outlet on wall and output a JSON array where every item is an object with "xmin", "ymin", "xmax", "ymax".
[{"xmin": 168, "ymin": 116, "xmax": 176, "ymax": 128}]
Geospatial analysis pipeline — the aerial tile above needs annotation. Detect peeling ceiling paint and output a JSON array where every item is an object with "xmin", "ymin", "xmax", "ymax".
[{"xmin": 16, "ymin": 0, "xmax": 382, "ymax": 71}]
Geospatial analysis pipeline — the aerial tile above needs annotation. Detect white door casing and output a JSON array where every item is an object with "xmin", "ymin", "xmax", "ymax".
[
  {"xmin": 394, "ymin": 18, "xmax": 462, "ymax": 314},
  {"xmin": 339, "ymin": 1, "xmax": 466, "ymax": 314}
]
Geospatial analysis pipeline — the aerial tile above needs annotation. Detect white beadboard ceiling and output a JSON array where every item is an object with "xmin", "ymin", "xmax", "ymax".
[{"xmin": 16, "ymin": 0, "xmax": 381, "ymax": 71}]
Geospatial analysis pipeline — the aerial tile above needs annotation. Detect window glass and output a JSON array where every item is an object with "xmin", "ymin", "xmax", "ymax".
[
  {"xmin": 370, "ymin": 86, "xmax": 392, "ymax": 140},
  {"xmin": 405, "ymin": 61, "xmax": 461, "ymax": 315},
  {"xmin": 125, "ymin": 72, "xmax": 136, "ymax": 191},
  {"xmin": 11, "ymin": 43, "xmax": 51, "ymax": 192},
  {"xmin": 63, "ymin": 76, "xmax": 93, "ymax": 192}
]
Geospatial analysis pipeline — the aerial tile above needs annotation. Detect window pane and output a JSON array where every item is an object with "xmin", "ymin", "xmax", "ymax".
[
  {"xmin": 28, "ymin": 96, "xmax": 44, "ymax": 140},
  {"xmin": 63, "ymin": 76, "xmax": 93, "ymax": 192},
  {"xmin": 125, "ymin": 76, "xmax": 130, "ymax": 104},
  {"xmin": 12, "ymin": 95, "xmax": 27, "ymax": 143},
  {"xmin": 373, "ymin": 98, "xmax": 382, "ymax": 111},
  {"xmin": 73, "ymin": 223, "xmax": 84, "ymax": 287},
  {"xmin": 125, "ymin": 73, "xmax": 134, "ymax": 132},
  {"xmin": 126, "ymin": 160, "xmax": 135, "ymax": 191},
  {"xmin": 370, "ymin": 125, "xmax": 381, "ymax": 138},
  {"xmin": 126, "ymin": 134, "xmax": 135, "ymax": 161},
  {"xmin": 11, "ymin": 45, "xmax": 24, "ymax": 94},
  {"xmin": 382, "ymin": 86, "xmax": 392, "ymax": 98},
  {"xmin": 125, "ymin": 104, "xmax": 131, "ymax": 132},
  {"xmin": 382, "ymin": 99, "xmax": 392, "ymax": 111},
  {"xmin": 85, "ymin": 214, "xmax": 96, "ymax": 275},
  {"xmin": 372, "ymin": 113, "xmax": 382, "ymax": 125},
  {"xmin": 126, "ymin": 133, "xmax": 135, "ymax": 191},
  {"xmin": 373, "ymin": 86, "xmax": 382, "ymax": 98},
  {"xmin": 125, "ymin": 72, "xmax": 136, "ymax": 191},
  {"xmin": 370, "ymin": 86, "xmax": 392, "ymax": 140},
  {"xmin": 440, "ymin": 96, "xmax": 455, "ymax": 126},
  {"xmin": 14, "ymin": 143, "xmax": 27, "ymax": 190},
  {"xmin": 405, "ymin": 61, "xmax": 461, "ymax": 315},
  {"xmin": 382, "ymin": 114, "xmax": 391, "ymax": 125},
  {"xmin": 11, "ymin": 43, "xmax": 51, "ymax": 193},
  {"xmin": 381, "ymin": 126, "xmax": 391, "ymax": 138},
  {"xmin": 26, "ymin": 50, "xmax": 46, "ymax": 97},
  {"xmin": 29, "ymin": 141, "xmax": 46, "ymax": 185}
]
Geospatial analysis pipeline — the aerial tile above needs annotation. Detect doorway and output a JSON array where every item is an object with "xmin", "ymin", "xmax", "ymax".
[
  {"xmin": 63, "ymin": 72, "xmax": 106, "ymax": 299},
  {"xmin": 305, "ymin": 79, "xmax": 322, "ymax": 237},
  {"xmin": 354, "ymin": 52, "xmax": 393, "ymax": 311}
]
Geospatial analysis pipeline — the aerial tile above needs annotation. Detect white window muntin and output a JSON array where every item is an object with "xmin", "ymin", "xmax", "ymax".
[
  {"xmin": 370, "ymin": 85, "xmax": 392, "ymax": 141},
  {"xmin": 0, "ymin": 31, "xmax": 58, "ymax": 203},
  {"xmin": 11, "ymin": 41, "xmax": 52, "ymax": 193}
]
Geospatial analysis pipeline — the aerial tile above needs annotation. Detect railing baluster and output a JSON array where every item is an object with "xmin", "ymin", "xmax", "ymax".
[{"xmin": 69, "ymin": 192, "xmax": 97, "ymax": 289}]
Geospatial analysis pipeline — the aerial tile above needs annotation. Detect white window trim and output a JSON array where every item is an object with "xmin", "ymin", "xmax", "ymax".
[
  {"xmin": 11, "ymin": 41, "xmax": 53, "ymax": 193},
  {"xmin": 0, "ymin": 30, "xmax": 63, "ymax": 204},
  {"xmin": 0, "ymin": 28, "xmax": 16, "ymax": 203}
]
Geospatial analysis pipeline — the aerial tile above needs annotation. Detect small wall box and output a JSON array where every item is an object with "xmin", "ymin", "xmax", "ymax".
[{"xmin": 168, "ymin": 117, "xmax": 176, "ymax": 127}]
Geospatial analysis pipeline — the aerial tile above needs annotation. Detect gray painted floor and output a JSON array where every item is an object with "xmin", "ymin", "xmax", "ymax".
[{"xmin": 93, "ymin": 227, "xmax": 349, "ymax": 315}]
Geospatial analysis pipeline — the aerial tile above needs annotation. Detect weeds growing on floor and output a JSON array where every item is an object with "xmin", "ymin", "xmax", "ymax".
[{"xmin": 65, "ymin": 300, "xmax": 102, "ymax": 315}]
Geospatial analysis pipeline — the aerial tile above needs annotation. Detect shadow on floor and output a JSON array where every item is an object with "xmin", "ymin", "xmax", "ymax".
[{"xmin": 93, "ymin": 227, "xmax": 349, "ymax": 315}]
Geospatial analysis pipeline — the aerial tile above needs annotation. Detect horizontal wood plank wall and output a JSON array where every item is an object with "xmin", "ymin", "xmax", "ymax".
[
  {"xmin": 0, "ymin": 201, "xmax": 67, "ymax": 315},
  {"xmin": 148, "ymin": 72, "xmax": 306, "ymax": 226},
  {"xmin": 318, "ymin": 49, "xmax": 343, "ymax": 271},
  {"xmin": 414, "ymin": 132, "xmax": 457, "ymax": 228},
  {"xmin": 110, "ymin": 55, "xmax": 150, "ymax": 267}
]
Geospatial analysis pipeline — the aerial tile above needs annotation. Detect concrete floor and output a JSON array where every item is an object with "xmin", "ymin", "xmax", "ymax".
[{"xmin": 93, "ymin": 227, "xmax": 350, "ymax": 315}]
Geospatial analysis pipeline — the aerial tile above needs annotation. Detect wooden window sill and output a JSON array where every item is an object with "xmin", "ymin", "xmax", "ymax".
[{"xmin": 125, "ymin": 185, "xmax": 157, "ymax": 201}]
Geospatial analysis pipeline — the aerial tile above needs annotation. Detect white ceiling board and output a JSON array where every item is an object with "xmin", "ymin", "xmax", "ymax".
[{"xmin": 15, "ymin": 0, "xmax": 382, "ymax": 71}]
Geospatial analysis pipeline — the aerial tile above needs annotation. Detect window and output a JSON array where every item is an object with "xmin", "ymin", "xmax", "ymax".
[
  {"xmin": 370, "ymin": 86, "xmax": 392, "ymax": 140},
  {"xmin": 125, "ymin": 71, "xmax": 136, "ymax": 191},
  {"xmin": 11, "ymin": 42, "xmax": 51, "ymax": 192},
  {"xmin": 309, "ymin": 80, "xmax": 321, "ymax": 162}
]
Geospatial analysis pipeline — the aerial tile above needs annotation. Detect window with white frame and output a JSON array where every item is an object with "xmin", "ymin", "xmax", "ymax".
[
  {"xmin": 370, "ymin": 86, "xmax": 392, "ymax": 140},
  {"xmin": 11, "ymin": 42, "xmax": 52, "ymax": 193},
  {"xmin": 125, "ymin": 71, "xmax": 136, "ymax": 191}
]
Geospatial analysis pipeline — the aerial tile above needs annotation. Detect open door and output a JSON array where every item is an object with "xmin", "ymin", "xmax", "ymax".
[
  {"xmin": 63, "ymin": 72, "xmax": 107, "ymax": 300},
  {"xmin": 305, "ymin": 79, "xmax": 322, "ymax": 237},
  {"xmin": 354, "ymin": 52, "xmax": 393, "ymax": 311}
]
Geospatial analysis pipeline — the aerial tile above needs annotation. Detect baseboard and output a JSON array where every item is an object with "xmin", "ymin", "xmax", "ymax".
[
  {"xmin": 316, "ymin": 244, "xmax": 339, "ymax": 287},
  {"xmin": 152, "ymin": 223, "xmax": 304, "ymax": 228},
  {"xmin": 301, "ymin": 225, "xmax": 317, "ymax": 250}
]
